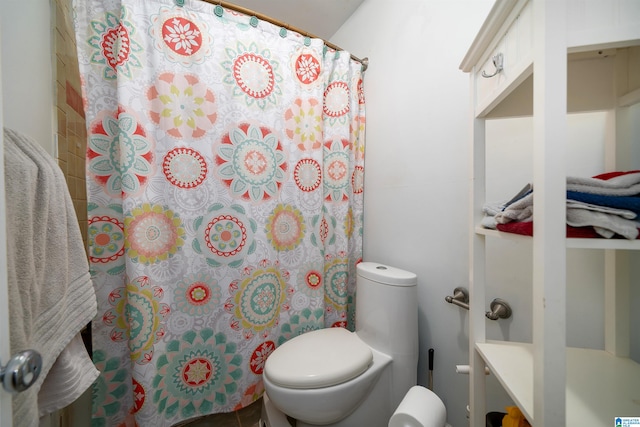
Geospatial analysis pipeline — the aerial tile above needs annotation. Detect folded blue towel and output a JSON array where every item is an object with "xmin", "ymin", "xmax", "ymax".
[{"xmin": 567, "ymin": 191, "xmax": 640, "ymax": 215}]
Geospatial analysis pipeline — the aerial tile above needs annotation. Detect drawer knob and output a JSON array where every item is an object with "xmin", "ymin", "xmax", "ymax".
[{"xmin": 481, "ymin": 53, "xmax": 503, "ymax": 78}]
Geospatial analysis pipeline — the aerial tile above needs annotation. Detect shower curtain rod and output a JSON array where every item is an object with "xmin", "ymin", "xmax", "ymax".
[{"xmin": 199, "ymin": 0, "xmax": 369, "ymax": 71}]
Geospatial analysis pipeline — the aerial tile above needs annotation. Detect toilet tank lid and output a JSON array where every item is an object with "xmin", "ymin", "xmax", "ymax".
[
  {"xmin": 357, "ymin": 262, "xmax": 417, "ymax": 286},
  {"xmin": 264, "ymin": 328, "xmax": 373, "ymax": 389}
]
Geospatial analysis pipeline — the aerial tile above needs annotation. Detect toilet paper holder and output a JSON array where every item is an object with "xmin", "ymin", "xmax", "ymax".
[
  {"xmin": 445, "ymin": 288, "xmax": 512, "ymax": 321},
  {"xmin": 444, "ymin": 287, "xmax": 469, "ymax": 310}
]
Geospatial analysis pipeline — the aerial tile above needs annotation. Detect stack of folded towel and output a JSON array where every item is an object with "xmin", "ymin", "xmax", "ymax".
[{"xmin": 482, "ymin": 171, "xmax": 640, "ymax": 240}]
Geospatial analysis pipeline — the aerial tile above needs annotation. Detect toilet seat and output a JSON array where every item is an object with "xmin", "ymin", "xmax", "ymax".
[{"xmin": 264, "ymin": 327, "xmax": 373, "ymax": 389}]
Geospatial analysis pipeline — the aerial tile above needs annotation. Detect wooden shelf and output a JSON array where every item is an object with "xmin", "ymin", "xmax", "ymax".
[
  {"xmin": 464, "ymin": 1, "xmax": 640, "ymax": 425},
  {"xmin": 476, "ymin": 342, "xmax": 534, "ymax": 421},
  {"xmin": 475, "ymin": 226, "xmax": 640, "ymax": 250},
  {"xmin": 477, "ymin": 341, "xmax": 640, "ymax": 426}
]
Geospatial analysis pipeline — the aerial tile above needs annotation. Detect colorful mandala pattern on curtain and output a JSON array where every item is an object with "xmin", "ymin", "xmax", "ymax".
[{"xmin": 73, "ymin": 0, "xmax": 365, "ymax": 426}]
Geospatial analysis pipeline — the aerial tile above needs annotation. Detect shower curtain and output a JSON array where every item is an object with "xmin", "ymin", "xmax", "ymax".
[{"xmin": 73, "ymin": 0, "xmax": 365, "ymax": 425}]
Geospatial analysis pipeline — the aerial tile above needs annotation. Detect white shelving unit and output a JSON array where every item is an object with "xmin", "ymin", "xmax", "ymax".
[{"xmin": 460, "ymin": 1, "xmax": 640, "ymax": 426}]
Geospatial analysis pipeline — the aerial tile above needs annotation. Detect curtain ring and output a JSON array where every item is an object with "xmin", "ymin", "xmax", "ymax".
[
  {"xmin": 214, "ymin": 4, "xmax": 223, "ymax": 17},
  {"xmin": 175, "ymin": 0, "xmax": 185, "ymax": 7}
]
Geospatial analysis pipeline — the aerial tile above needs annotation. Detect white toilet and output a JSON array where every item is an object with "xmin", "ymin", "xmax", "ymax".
[{"xmin": 261, "ymin": 262, "xmax": 447, "ymax": 427}]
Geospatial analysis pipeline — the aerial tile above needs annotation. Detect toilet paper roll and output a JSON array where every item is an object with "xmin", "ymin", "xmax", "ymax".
[
  {"xmin": 388, "ymin": 385, "xmax": 446, "ymax": 427},
  {"xmin": 456, "ymin": 365, "xmax": 491, "ymax": 375},
  {"xmin": 455, "ymin": 365, "xmax": 471, "ymax": 375}
]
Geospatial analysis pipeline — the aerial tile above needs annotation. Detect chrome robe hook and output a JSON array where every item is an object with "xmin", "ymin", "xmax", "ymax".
[{"xmin": 481, "ymin": 53, "xmax": 503, "ymax": 78}]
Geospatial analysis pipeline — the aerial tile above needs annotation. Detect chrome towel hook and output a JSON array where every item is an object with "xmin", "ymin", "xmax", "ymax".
[
  {"xmin": 485, "ymin": 298, "xmax": 512, "ymax": 320},
  {"xmin": 481, "ymin": 53, "xmax": 503, "ymax": 78}
]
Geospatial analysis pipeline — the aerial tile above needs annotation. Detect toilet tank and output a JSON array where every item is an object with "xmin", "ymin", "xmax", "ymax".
[
  {"xmin": 355, "ymin": 262, "xmax": 418, "ymax": 358},
  {"xmin": 355, "ymin": 262, "xmax": 419, "ymax": 411}
]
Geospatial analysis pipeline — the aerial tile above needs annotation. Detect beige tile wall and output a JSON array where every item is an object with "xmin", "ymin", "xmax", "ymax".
[
  {"xmin": 54, "ymin": 0, "xmax": 88, "ymax": 244},
  {"xmin": 53, "ymin": 2, "xmax": 92, "ymax": 426}
]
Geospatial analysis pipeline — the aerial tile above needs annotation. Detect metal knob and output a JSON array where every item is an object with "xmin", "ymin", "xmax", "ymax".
[
  {"xmin": 0, "ymin": 349, "xmax": 42, "ymax": 393},
  {"xmin": 486, "ymin": 298, "xmax": 512, "ymax": 320}
]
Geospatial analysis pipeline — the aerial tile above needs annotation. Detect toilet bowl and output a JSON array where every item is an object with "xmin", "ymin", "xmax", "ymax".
[
  {"xmin": 261, "ymin": 262, "xmax": 445, "ymax": 427},
  {"xmin": 263, "ymin": 328, "xmax": 392, "ymax": 425}
]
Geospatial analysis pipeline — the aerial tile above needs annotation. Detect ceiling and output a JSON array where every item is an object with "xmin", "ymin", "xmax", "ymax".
[{"xmin": 227, "ymin": 0, "xmax": 365, "ymax": 40}]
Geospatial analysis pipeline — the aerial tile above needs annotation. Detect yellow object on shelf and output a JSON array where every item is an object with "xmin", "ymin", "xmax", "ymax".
[{"xmin": 502, "ymin": 406, "xmax": 531, "ymax": 427}]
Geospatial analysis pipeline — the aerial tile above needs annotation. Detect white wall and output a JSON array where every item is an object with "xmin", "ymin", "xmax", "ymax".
[
  {"xmin": 1, "ymin": 0, "xmax": 56, "ymax": 155},
  {"xmin": 485, "ymin": 112, "xmax": 611, "ymax": 349},
  {"xmin": 1, "ymin": 2, "xmax": 60, "ymax": 426},
  {"xmin": 331, "ymin": 2, "xmax": 495, "ymax": 425}
]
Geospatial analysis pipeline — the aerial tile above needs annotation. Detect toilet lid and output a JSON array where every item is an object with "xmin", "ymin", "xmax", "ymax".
[{"xmin": 264, "ymin": 328, "xmax": 373, "ymax": 389}]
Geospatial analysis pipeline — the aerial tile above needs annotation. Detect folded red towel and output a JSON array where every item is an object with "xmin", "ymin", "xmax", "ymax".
[
  {"xmin": 592, "ymin": 170, "xmax": 640, "ymax": 181},
  {"xmin": 495, "ymin": 221, "xmax": 640, "ymax": 238}
]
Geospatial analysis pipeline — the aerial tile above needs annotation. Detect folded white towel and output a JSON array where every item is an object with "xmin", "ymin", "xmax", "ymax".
[
  {"xmin": 566, "ymin": 208, "xmax": 639, "ymax": 240},
  {"xmin": 496, "ymin": 194, "xmax": 638, "ymax": 223},
  {"xmin": 482, "ymin": 201, "xmax": 505, "ymax": 217},
  {"xmin": 494, "ymin": 193, "xmax": 534, "ymax": 224},
  {"xmin": 567, "ymin": 172, "xmax": 640, "ymax": 196},
  {"xmin": 4, "ymin": 128, "xmax": 98, "ymax": 427},
  {"xmin": 494, "ymin": 191, "xmax": 639, "ymax": 239},
  {"xmin": 566, "ymin": 200, "xmax": 636, "ymax": 219}
]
